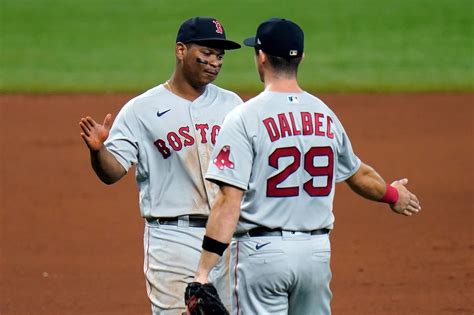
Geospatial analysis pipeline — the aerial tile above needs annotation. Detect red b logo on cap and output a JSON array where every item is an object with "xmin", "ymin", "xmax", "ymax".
[{"xmin": 213, "ymin": 20, "xmax": 224, "ymax": 34}]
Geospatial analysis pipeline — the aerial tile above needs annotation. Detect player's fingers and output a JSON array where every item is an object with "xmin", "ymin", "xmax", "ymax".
[
  {"xmin": 79, "ymin": 122, "xmax": 91, "ymax": 136},
  {"xmin": 79, "ymin": 118, "xmax": 89, "ymax": 127},
  {"xmin": 406, "ymin": 204, "xmax": 420, "ymax": 213},
  {"xmin": 80, "ymin": 123, "xmax": 91, "ymax": 136},
  {"xmin": 410, "ymin": 193, "xmax": 421, "ymax": 207},
  {"xmin": 409, "ymin": 195, "xmax": 421, "ymax": 210},
  {"xmin": 402, "ymin": 209, "xmax": 413, "ymax": 216},
  {"xmin": 80, "ymin": 133, "xmax": 89, "ymax": 143},
  {"xmin": 103, "ymin": 113, "xmax": 113, "ymax": 130},
  {"xmin": 86, "ymin": 116, "xmax": 97, "ymax": 127},
  {"xmin": 82, "ymin": 117, "xmax": 94, "ymax": 129},
  {"xmin": 409, "ymin": 198, "xmax": 421, "ymax": 210},
  {"xmin": 393, "ymin": 178, "xmax": 408, "ymax": 186}
]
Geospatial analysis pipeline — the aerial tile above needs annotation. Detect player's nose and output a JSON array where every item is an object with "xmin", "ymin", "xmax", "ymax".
[{"xmin": 208, "ymin": 56, "xmax": 223, "ymax": 68}]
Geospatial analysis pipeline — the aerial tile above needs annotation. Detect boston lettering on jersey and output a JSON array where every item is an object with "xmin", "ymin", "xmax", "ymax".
[
  {"xmin": 154, "ymin": 123, "xmax": 221, "ymax": 158},
  {"xmin": 263, "ymin": 112, "xmax": 334, "ymax": 142}
]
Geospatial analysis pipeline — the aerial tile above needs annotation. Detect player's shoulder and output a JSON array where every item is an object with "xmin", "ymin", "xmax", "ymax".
[
  {"xmin": 303, "ymin": 92, "xmax": 348, "ymax": 130},
  {"xmin": 238, "ymin": 90, "xmax": 287, "ymax": 114},
  {"xmin": 223, "ymin": 92, "xmax": 266, "ymax": 122},
  {"xmin": 113, "ymin": 84, "xmax": 169, "ymax": 120},
  {"xmin": 303, "ymin": 92, "xmax": 340, "ymax": 115},
  {"xmin": 207, "ymin": 84, "xmax": 243, "ymax": 103},
  {"xmin": 124, "ymin": 84, "xmax": 168, "ymax": 108},
  {"xmin": 302, "ymin": 92, "xmax": 330, "ymax": 108},
  {"xmin": 222, "ymin": 92, "xmax": 266, "ymax": 124}
]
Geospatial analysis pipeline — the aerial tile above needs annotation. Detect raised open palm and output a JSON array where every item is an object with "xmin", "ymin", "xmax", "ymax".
[{"xmin": 79, "ymin": 114, "xmax": 113, "ymax": 151}]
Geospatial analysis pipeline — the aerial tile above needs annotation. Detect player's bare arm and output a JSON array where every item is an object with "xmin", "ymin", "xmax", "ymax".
[
  {"xmin": 194, "ymin": 185, "xmax": 243, "ymax": 284},
  {"xmin": 346, "ymin": 162, "xmax": 421, "ymax": 216},
  {"xmin": 345, "ymin": 162, "xmax": 385, "ymax": 200},
  {"xmin": 79, "ymin": 114, "xmax": 126, "ymax": 184}
]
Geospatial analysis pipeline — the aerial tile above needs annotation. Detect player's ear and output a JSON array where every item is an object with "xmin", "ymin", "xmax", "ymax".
[
  {"xmin": 176, "ymin": 42, "xmax": 187, "ymax": 61},
  {"xmin": 258, "ymin": 50, "xmax": 267, "ymax": 64}
]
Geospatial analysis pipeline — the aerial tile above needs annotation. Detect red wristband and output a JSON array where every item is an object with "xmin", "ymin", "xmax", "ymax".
[{"xmin": 379, "ymin": 184, "xmax": 399, "ymax": 204}]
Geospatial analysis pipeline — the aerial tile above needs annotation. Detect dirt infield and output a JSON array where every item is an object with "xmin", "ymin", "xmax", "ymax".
[{"xmin": 1, "ymin": 93, "xmax": 472, "ymax": 315}]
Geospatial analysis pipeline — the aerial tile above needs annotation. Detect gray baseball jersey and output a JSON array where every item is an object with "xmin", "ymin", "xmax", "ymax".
[
  {"xmin": 105, "ymin": 83, "xmax": 243, "ymax": 218},
  {"xmin": 206, "ymin": 91, "xmax": 361, "ymax": 233}
]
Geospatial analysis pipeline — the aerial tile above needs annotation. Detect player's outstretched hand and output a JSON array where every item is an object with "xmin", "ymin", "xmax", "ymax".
[
  {"xmin": 389, "ymin": 178, "xmax": 421, "ymax": 216},
  {"xmin": 79, "ymin": 114, "xmax": 113, "ymax": 151}
]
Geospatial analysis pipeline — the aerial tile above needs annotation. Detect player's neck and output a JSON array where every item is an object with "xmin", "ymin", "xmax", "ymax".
[
  {"xmin": 264, "ymin": 76, "xmax": 303, "ymax": 93},
  {"xmin": 166, "ymin": 73, "xmax": 206, "ymax": 102}
]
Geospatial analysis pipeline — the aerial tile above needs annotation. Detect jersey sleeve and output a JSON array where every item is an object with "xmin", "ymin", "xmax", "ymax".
[
  {"xmin": 104, "ymin": 101, "xmax": 140, "ymax": 171},
  {"xmin": 205, "ymin": 108, "xmax": 253, "ymax": 190},
  {"xmin": 333, "ymin": 118, "xmax": 361, "ymax": 182}
]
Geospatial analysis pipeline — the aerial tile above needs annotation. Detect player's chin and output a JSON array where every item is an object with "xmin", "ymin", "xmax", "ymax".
[
  {"xmin": 202, "ymin": 71, "xmax": 219, "ymax": 83},
  {"xmin": 200, "ymin": 76, "xmax": 217, "ymax": 86}
]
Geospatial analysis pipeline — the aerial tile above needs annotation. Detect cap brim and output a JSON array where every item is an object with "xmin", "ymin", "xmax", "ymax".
[
  {"xmin": 191, "ymin": 39, "xmax": 241, "ymax": 50},
  {"xmin": 243, "ymin": 37, "xmax": 257, "ymax": 47}
]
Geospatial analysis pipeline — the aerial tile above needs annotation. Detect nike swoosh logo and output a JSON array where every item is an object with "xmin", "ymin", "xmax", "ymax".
[
  {"xmin": 157, "ymin": 109, "xmax": 171, "ymax": 117},
  {"xmin": 255, "ymin": 242, "xmax": 271, "ymax": 250}
]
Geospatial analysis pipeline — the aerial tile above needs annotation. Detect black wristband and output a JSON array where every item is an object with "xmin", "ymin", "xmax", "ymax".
[{"xmin": 202, "ymin": 235, "xmax": 229, "ymax": 256}]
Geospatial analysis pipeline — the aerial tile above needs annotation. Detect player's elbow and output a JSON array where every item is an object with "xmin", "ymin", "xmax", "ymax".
[
  {"xmin": 92, "ymin": 162, "xmax": 126, "ymax": 185},
  {"xmin": 346, "ymin": 163, "xmax": 374, "ymax": 186},
  {"xmin": 101, "ymin": 177, "xmax": 119, "ymax": 185},
  {"xmin": 95, "ymin": 170, "xmax": 125, "ymax": 185},
  {"xmin": 97, "ymin": 174, "xmax": 119, "ymax": 185}
]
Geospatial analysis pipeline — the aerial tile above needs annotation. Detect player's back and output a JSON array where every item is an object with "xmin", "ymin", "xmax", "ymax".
[{"xmin": 235, "ymin": 90, "xmax": 360, "ymax": 233}]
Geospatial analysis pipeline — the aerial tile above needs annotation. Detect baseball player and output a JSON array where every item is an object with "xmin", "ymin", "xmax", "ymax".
[
  {"xmin": 79, "ymin": 17, "xmax": 242, "ymax": 314},
  {"xmin": 193, "ymin": 18, "xmax": 421, "ymax": 314}
]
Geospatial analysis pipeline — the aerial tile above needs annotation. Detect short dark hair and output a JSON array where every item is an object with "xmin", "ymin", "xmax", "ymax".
[{"xmin": 255, "ymin": 48, "xmax": 302, "ymax": 76}]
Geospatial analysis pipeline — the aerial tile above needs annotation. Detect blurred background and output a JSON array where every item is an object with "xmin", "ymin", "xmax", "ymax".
[{"xmin": 1, "ymin": 0, "xmax": 472, "ymax": 93}]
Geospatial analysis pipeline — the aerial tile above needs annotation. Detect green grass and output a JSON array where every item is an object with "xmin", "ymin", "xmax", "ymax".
[{"xmin": 0, "ymin": 0, "xmax": 473, "ymax": 92}]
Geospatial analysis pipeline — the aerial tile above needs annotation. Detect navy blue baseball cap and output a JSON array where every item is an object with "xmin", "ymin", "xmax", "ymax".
[
  {"xmin": 244, "ymin": 18, "xmax": 304, "ymax": 58},
  {"xmin": 176, "ymin": 17, "xmax": 241, "ymax": 50}
]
